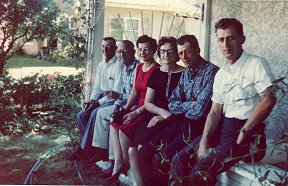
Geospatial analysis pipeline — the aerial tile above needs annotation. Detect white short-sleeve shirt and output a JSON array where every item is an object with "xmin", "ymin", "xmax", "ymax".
[
  {"xmin": 90, "ymin": 55, "xmax": 123, "ymax": 105},
  {"xmin": 212, "ymin": 50, "xmax": 275, "ymax": 119}
]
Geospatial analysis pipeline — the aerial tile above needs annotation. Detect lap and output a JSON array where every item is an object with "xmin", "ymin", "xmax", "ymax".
[{"xmin": 130, "ymin": 113, "xmax": 167, "ymax": 146}]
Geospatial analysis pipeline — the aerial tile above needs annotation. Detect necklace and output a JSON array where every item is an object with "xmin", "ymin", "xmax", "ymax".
[
  {"xmin": 166, "ymin": 71, "xmax": 172, "ymax": 98},
  {"xmin": 143, "ymin": 61, "xmax": 156, "ymax": 72}
]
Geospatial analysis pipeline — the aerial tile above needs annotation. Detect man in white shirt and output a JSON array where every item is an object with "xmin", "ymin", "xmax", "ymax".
[
  {"xmin": 170, "ymin": 18, "xmax": 277, "ymax": 185},
  {"xmin": 68, "ymin": 37, "xmax": 123, "ymax": 161},
  {"xmin": 91, "ymin": 40, "xmax": 140, "ymax": 176}
]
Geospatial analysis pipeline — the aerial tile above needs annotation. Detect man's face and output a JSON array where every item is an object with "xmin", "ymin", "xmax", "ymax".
[
  {"xmin": 137, "ymin": 42, "xmax": 155, "ymax": 62},
  {"xmin": 101, "ymin": 39, "xmax": 116, "ymax": 61},
  {"xmin": 116, "ymin": 42, "xmax": 135, "ymax": 66},
  {"xmin": 216, "ymin": 26, "xmax": 245, "ymax": 64},
  {"xmin": 177, "ymin": 41, "xmax": 199, "ymax": 69}
]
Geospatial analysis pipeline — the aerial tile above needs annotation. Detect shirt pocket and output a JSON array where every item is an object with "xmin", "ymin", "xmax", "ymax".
[{"xmin": 107, "ymin": 74, "xmax": 115, "ymax": 87}]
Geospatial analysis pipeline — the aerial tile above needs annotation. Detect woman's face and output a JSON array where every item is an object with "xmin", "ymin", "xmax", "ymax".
[
  {"xmin": 159, "ymin": 43, "xmax": 178, "ymax": 65},
  {"xmin": 137, "ymin": 42, "xmax": 155, "ymax": 62}
]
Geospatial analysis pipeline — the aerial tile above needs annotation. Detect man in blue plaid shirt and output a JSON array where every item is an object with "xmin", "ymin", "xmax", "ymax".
[
  {"xmin": 90, "ymin": 40, "xmax": 140, "ymax": 165},
  {"xmin": 138, "ymin": 35, "xmax": 219, "ymax": 185}
]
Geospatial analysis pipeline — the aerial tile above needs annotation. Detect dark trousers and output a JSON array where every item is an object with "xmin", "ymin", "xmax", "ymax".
[
  {"xmin": 171, "ymin": 118, "xmax": 266, "ymax": 186},
  {"xmin": 138, "ymin": 117, "xmax": 205, "ymax": 185}
]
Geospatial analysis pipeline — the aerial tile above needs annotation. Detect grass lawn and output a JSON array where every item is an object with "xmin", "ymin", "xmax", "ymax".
[
  {"xmin": 0, "ymin": 133, "xmax": 119, "ymax": 185},
  {"xmin": 5, "ymin": 55, "xmax": 64, "ymax": 68}
]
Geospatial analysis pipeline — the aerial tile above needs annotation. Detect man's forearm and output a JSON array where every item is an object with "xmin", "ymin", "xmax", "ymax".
[
  {"xmin": 243, "ymin": 89, "xmax": 276, "ymax": 131},
  {"xmin": 105, "ymin": 90, "xmax": 120, "ymax": 99},
  {"xmin": 200, "ymin": 103, "xmax": 223, "ymax": 145}
]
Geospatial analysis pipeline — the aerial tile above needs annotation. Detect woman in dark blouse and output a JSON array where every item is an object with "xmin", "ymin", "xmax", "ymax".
[{"xmin": 128, "ymin": 36, "xmax": 185, "ymax": 186}]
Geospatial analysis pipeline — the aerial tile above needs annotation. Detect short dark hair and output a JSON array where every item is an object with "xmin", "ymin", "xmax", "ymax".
[
  {"xmin": 176, "ymin": 35, "xmax": 199, "ymax": 49},
  {"xmin": 214, "ymin": 18, "xmax": 244, "ymax": 36},
  {"xmin": 103, "ymin": 37, "xmax": 116, "ymax": 46},
  {"xmin": 121, "ymin": 40, "xmax": 135, "ymax": 51},
  {"xmin": 157, "ymin": 36, "xmax": 180, "ymax": 61},
  {"xmin": 136, "ymin": 35, "xmax": 157, "ymax": 54}
]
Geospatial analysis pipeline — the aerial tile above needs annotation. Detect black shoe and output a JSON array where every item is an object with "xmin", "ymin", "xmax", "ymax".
[
  {"xmin": 82, "ymin": 148, "xmax": 109, "ymax": 164},
  {"xmin": 67, "ymin": 147, "xmax": 83, "ymax": 161},
  {"xmin": 105, "ymin": 164, "xmax": 129, "ymax": 182}
]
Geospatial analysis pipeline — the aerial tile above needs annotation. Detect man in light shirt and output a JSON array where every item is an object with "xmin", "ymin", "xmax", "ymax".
[
  {"xmin": 68, "ymin": 37, "xmax": 123, "ymax": 161},
  {"xmin": 170, "ymin": 18, "xmax": 277, "ymax": 185},
  {"xmin": 91, "ymin": 40, "xmax": 140, "ymax": 174}
]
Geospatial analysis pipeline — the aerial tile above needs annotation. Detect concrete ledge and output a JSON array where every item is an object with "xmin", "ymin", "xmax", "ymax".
[
  {"xmin": 217, "ymin": 161, "xmax": 286, "ymax": 186},
  {"xmin": 97, "ymin": 160, "xmax": 286, "ymax": 186}
]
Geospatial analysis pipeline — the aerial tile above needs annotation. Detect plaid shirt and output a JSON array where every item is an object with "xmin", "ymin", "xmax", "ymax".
[
  {"xmin": 114, "ymin": 59, "xmax": 140, "ymax": 107},
  {"xmin": 168, "ymin": 61, "xmax": 219, "ymax": 120}
]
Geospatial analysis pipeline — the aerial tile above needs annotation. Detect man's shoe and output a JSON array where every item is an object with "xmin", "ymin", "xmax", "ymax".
[
  {"xmin": 67, "ymin": 147, "xmax": 83, "ymax": 161},
  {"xmin": 83, "ymin": 152, "xmax": 109, "ymax": 164},
  {"xmin": 82, "ymin": 147, "xmax": 109, "ymax": 164}
]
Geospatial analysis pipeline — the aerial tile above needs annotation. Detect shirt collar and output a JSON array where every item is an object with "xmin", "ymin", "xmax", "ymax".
[
  {"xmin": 105, "ymin": 55, "xmax": 118, "ymax": 65},
  {"xmin": 222, "ymin": 50, "xmax": 250, "ymax": 72},
  {"xmin": 124, "ymin": 59, "xmax": 139, "ymax": 72},
  {"xmin": 188, "ymin": 60, "xmax": 205, "ymax": 75}
]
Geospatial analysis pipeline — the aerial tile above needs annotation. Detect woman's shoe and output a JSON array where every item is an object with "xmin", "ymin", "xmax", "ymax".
[
  {"xmin": 105, "ymin": 165, "xmax": 129, "ymax": 182},
  {"xmin": 99, "ymin": 165, "xmax": 113, "ymax": 178}
]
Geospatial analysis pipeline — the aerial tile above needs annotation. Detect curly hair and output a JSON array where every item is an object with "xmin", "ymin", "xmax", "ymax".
[
  {"xmin": 136, "ymin": 35, "xmax": 157, "ymax": 54},
  {"xmin": 157, "ymin": 36, "xmax": 180, "ymax": 62}
]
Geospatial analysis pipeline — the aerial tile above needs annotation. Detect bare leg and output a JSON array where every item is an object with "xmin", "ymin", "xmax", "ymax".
[
  {"xmin": 119, "ymin": 130, "xmax": 131, "ymax": 168},
  {"xmin": 129, "ymin": 146, "xmax": 144, "ymax": 186},
  {"xmin": 109, "ymin": 126, "xmax": 123, "ymax": 174}
]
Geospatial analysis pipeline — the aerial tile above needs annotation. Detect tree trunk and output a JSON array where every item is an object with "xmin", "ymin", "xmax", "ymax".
[{"xmin": 0, "ymin": 61, "xmax": 5, "ymax": 75}]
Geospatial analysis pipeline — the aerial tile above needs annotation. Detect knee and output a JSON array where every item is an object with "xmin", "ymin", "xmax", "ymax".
[
  {"xmin": 77, "ymin": 109, "xmax": 85, "ymax": 120},
  {"xmin": 119, "ymin": 130, "xmax": 127, "ymax": 140},
  {"xmin": 128, "ymin": 147, "xmax": 138, "ymax": 161},
  {"xmin": 128, "ymin": 147, "xmax": 137, "ymax": 156}
]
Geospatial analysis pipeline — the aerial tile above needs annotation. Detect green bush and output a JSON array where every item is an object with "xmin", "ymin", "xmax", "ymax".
[{"xmin": 0, "ymin": 72, "xmax": 83, "ymax": 136}]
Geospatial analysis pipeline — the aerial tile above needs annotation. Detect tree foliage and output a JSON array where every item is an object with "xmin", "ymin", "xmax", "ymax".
[
  {"xmin": 0, "ymin": 0, "xmax": 61, "ymax": 74},
  {"xmin": 56, "ymin": 0, "xmax": 88, "ymax": 59}
]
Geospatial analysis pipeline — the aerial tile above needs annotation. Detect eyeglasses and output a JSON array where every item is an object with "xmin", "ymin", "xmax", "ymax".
[
  {"xmin": 138, "ymin": 48, "xmax": 150, "ymax": 53},
  {"xmin": 159, "ymin": 49, "xmax": 175, "ymax": 54},
  {"xmin": 116, "ymin": 49, "xmax": 132, "ymax": 54}
]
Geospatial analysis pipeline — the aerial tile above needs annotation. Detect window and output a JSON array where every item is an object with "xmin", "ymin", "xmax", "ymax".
[{"xmin": 110, "ymin": 17, "xmax": 139, "ymax": 42}]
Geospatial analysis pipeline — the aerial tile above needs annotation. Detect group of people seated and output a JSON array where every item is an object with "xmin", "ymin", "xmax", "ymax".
[{"xmin": 67, "ymin": 18, "xmax": 277, "ymax": 186}]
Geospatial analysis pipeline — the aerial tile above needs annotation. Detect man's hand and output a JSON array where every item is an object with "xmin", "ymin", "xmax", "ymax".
[
  {"xmin": 84, "ymin": 100, "xmax": 99, "ymax": 116},
  {"xmin": 236, "ymin": 128, "xmax": 251, "ymax": 146},
  {"xmin": 191, "ymin": 101, "xmax": 197, "ymax": 107},
  {"xmin": 105, "ymin": 91, "xmax": 120, "ymax": 99},
  {"xmin": 113, "ymin": 105, "xmax": 120, "ymax": 112},
  {"xmin": 197, "ymin": 141, "xmax": 208, "ymax": 159}
]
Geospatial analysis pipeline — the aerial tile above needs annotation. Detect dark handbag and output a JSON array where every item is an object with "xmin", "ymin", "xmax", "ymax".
[{"xmin": 111, "ymin": 109, "xmax": 127, "ymax": 125}]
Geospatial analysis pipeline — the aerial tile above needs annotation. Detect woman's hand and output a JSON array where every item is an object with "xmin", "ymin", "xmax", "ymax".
[
  {"xmin": 160, "ymin": 111, "xmax": 172, "ymax": 120},
  {"xmin": 147, "ymin": 115, "xmax": 164, "ymax": 128},
  {"xmin": 123, "ymin": 110, "xmax": 139, "ymax": 124}
]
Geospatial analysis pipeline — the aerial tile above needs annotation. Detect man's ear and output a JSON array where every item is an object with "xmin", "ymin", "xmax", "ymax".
[
  {"xmin": 241, "ymin": 35, "xmax": 246, "ymax": 44},
  {"xmin": 196, "ymin": 47, "xmax": 200, "ymax": 54}
]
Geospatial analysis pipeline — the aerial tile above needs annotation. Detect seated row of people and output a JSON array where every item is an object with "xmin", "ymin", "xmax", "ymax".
[{"xmin": 68, "ymin": 17, "xmax": 276, "ymax": 186}]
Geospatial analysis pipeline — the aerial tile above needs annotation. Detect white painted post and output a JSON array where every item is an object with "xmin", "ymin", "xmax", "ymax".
[
  {"xmin": 84, "ymin": 0, "xmax": 105, "ymax": 101},
  {"xmin": 198, "ymin": 0, "xmax": 212, "ymax": 61}
]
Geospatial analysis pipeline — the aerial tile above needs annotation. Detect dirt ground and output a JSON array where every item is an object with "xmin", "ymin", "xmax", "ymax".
[{"xmin": 0, "ymin": 134, "xmax": 119, "ymax": 185}]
